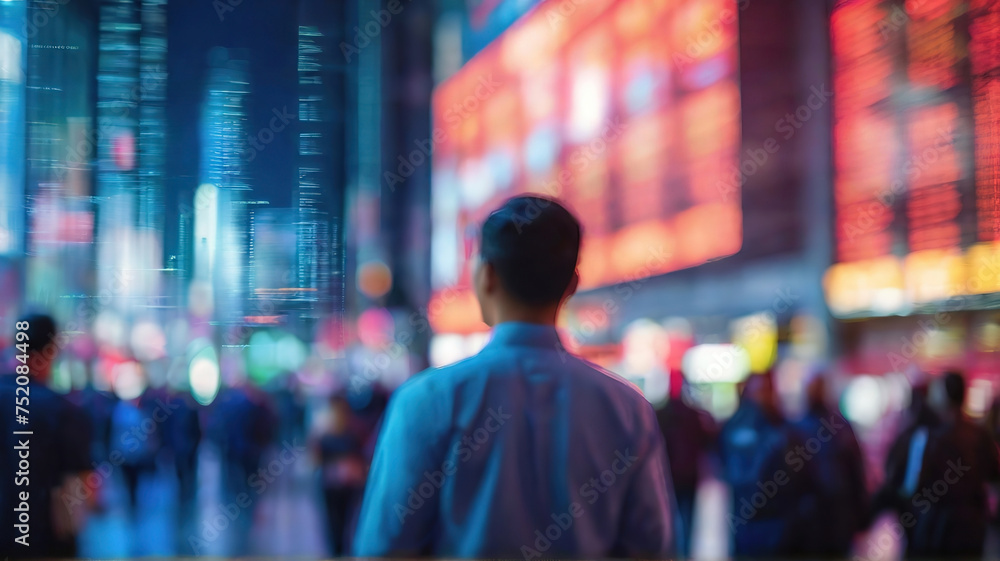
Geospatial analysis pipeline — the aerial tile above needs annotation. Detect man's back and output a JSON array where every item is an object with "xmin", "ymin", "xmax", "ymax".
[
  {"xmin": 353, "ymin": 322, "xmax": 673, "ymax": 558},
  {"xmin": 910, "ymin": 416, "xmax": 1000, "ymax": 556}
]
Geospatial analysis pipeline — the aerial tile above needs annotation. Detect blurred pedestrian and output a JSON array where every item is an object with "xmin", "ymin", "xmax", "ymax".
[
  {"xmin": 110, "ymin": 363, "xmax": 161, "ymax": 517},
  {"xmin": 873, "ymin": 379, "xmax": 940, "ymax": 557},
  {"xmin": 718, "ymin": 371, "xmax": 818, "ymax": 557},
  {"xmin": 795, "ymin": 371, "xmax": 870, "ymax": 557},
  {"xmin": 311, "ymin": 393, "xmax": 367, "ymax": 556},
  {"xmin": 907, "ymin": 372, "xmax": 1000, "ymax": 557},
  {"xmin": 0, "ymin": 313, "xmax": 94, "ymax": 558},
  {"xmin": 207, "ymin": 375, "xmax": 277, "ymax": 503},
  {"xmin": 655, "ymin": 375, "xmax": 716, "ymax": 558},
  {"xmin": 162, "ymin": 385, "xmax": 201, "ymax": 527},
  {"xmin": 66, "ymin": 363, "xmax": 118, "ymax": 511},
  {"xmin": 986, "ymin": 398, "xmax": 1000, "ymax": 446},
  {"xmin": 879, "ymin": 381, "xmax": 940, "ymax": 497},
  {"xmin": 268, "ymin": 372, "xmax": 306, "ymax": 445},
  {"xmin": 353, "ymin": 196, "xmax": 673, "ymax": 557}
]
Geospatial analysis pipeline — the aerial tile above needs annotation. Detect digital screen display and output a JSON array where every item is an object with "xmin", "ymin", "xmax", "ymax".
[
  {"xmin": 826, "ymin": 0, "xmax": 1000, "ymax": 316},
  {"xmin": 430, "ymin": 0, "xmax": 742, "ymax": 333}
]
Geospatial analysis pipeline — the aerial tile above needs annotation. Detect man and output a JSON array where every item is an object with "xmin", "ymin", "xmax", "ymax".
[
  {"xmin": 161, "ymin": 382, "xmax": 202, "ymax": 552},
  {"xmin": 872, "ymin": 379, "xmax": 939, "ymax": 558},
  {"xmin": 655, "ymin": 375, "xmax": 715, "ymax": 558},
  {"xmin": 905, "ymin": 372, "xmax": 1000, "ymax": 557},
  {"xmin": 312, "ymin": 393, "xmax": 366, "ymax": 556},
  {"xmin": 353, "ymin": 196, "xmax": 673, "ymax": 558},
  {"xmin": 202, "ymin": 371, "xmax": 276, "ymax": 556},
  {"xmin": 0, "ymin": 314, "xmax": 93, "ymax": 558},
  {"xmin": 795, "ymin": 371, "xmax": 870, "ymax": 557},
  {"xmin": 718, "ymin": 371, "xmax": 818, "ymax": 557}
]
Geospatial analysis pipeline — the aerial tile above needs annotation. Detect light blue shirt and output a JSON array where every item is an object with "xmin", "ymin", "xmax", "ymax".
[{"xmin": 353, "ymin": 321, "xmax": 674, "ymax": 558}]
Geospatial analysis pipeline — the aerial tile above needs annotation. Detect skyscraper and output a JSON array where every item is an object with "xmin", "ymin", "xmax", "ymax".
[
  {"xmin": 94, "ymin": 0, "xmax": 168, "ymax": 314},
  {"xmin": 138, "ymin": 0, "xmax": 167, "ymax": 234},
  {"xmin": 22, "ymin": 0, "xmax": 99, "ymax": 316},
  {"xmin": 296, "ymin": 0, "xmax": 349, "ymax": 326},
  {"xmin": 200, "ymin": 48, "xmax": 251, "ymax": 324}
]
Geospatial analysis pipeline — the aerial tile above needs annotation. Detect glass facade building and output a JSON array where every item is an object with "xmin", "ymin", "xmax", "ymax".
[{"xmin": 200, "ymin": 48, "xmax": 250, "ymax": 324}]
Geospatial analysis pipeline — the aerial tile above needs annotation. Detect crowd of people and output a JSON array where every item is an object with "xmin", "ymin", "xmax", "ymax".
[
  {"xmin": 650, "ymin": 357, "xmax": 1000, "ymax": 560},
  {"xmin": 4, "ymin": 195, "xmax": 1000, "ymax": 559},
  {"xmin": 0, "ymin": 313, "xmax": 396, "ymax": 558},
  {"xmin": 653, "ymin": 366, "xmax": 1000, "ymax": 559}
]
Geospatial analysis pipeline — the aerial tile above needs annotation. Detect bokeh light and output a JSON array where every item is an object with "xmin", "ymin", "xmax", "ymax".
[
  {"xmin": 357, "ymin": 260, "xmax": 393, "ymax": 299},
  {"xmin": 113, "ymin": 361, "xmax": 146, "ymax": 401},
  {"xmin": 188, "ymin": 344, "xmax": 220, "ymax": 406},
  {"xmin": 131, "ymin": 321, "xmax": 167, "ymax": 362}
]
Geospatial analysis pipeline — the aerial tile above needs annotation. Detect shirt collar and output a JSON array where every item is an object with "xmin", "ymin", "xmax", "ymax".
[{"xmin": 487, "ymin": 321, "xmax": 564, "ymax": 351}]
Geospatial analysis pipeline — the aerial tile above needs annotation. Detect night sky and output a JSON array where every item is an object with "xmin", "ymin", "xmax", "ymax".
[{"xmin": 165, "ymin": 0, "xmax": 299, "ymax": 257}]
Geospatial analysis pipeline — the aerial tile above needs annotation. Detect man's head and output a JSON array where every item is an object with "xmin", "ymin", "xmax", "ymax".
[
  {"xmin": 805, "ymin": 372, "xmax": 827, "ymax": 410},
  {"xmin": 744, "ymin": 371, "xmax": 781, "ymax": 421},
  {"xmin": 929, "ymin": 371, "xmax": 966, "ymax": 417},
  {"xmin": 474, "ymin": 196, "xmax": 581, "ymax": 326},
  {"xmin": 18, "ymin": 313, "xmax": 59, "ymax": 381},
  {"xmin": 943, "ymin": 370, "xmax": 965, "ymax": 406}
]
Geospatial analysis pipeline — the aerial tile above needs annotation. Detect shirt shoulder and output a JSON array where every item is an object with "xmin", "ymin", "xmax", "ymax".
[
  {"xmin": 393, "ymin": 351, "xmax": 491, "ymax": 398},
  {"xmin": 564, "ymin": 357, "xmax": 663, "ymax": 441},
  {"xmin": 568, "ymin": 356, "xmax": 651, "ymax": 404}
]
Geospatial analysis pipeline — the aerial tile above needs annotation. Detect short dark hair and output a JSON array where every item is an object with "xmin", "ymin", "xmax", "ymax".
[
  {"xmin": 480, "ymin": 196, "xmax": 581, "ymax": 306},
  {"xmin": 18, "ymin": 313, "xmax": 58, "ymax": 356},
  {"xmin": 942, "ymin": 371, "xmax": 966, "ymax": 407}
]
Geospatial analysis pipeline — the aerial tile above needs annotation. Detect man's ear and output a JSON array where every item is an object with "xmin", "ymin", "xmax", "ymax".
[
  {"xmin": 477, "ymin": 259, "xmax": 498, "ymax": 295},
  {"xmin": 563, "ymin": 269, "xmax": 580, "ymax": 301}
]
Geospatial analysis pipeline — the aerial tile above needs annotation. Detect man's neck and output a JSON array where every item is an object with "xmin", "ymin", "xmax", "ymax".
[{"xmin": 491, "ymin": 303, "xmax": 560, "ymax": 326}]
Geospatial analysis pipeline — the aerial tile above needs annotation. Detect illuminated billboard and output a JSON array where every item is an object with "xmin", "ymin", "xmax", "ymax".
[
  {"xmin": 429, "ymin": 0, "xmax": 742, "ymax": 333},
  {"xmin": 825, "ymin": 0, "xmax": 1000, "ymax": 316}
]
